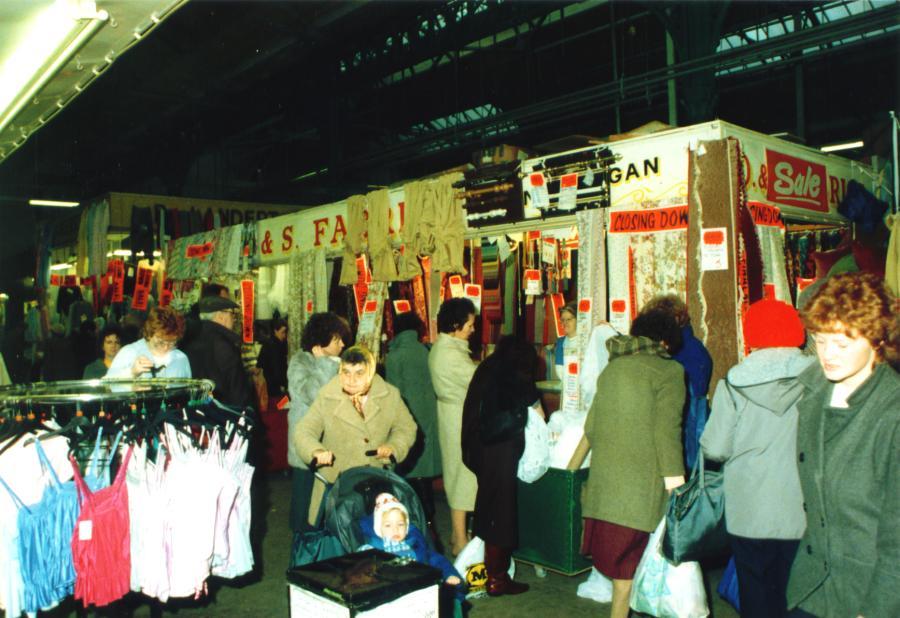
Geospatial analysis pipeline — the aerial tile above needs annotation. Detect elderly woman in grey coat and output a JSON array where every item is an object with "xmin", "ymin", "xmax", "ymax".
[
  {"xmin": 286, "ymin": 312, "xmax": 350, "ymax": 532},
  {"xmin": 701, "ymin": 299, "xmax": 814, "ymax": 618}
]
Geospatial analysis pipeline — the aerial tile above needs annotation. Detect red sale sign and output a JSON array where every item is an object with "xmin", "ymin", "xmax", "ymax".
[{"xmin": 765, "ymin": 150, "xmax": 828, "ymax": 212}]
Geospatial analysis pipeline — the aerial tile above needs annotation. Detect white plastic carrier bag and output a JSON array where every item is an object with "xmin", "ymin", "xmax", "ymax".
[
  {"xmin": 517, "ymin": 406, "xmax": 550, "ymax": 483},
  {"xmin": 630, "ymin": 519, "xmax": 709, "ymax": 618}
]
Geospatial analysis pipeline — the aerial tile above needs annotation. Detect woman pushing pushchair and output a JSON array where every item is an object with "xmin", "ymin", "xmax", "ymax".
[
  {"xmin": 292, "ymin": 345, "xmax": 418, "ymax": 525},
  {"xmin": 291, "ymin": 346, "xmax": 465, "ymax": 605}
]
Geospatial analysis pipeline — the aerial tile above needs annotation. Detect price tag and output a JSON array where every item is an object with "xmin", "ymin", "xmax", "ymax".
[
  {"xmin": 577, "ymin": 297, "xmax": 592, "ymax": 334},
  {"xmin": 392, "ymin": 300, "xmax": 412, "ymax": 314},
  {"xmin": 700, "ymin": 227, "xmax": 728, "ymax": 271},
  {"xmin": 610, "ymin": 298, "xmax": 629, "ymax": 334},
  {"xmin": 541, "ymin": 238, "xmax": 557, "ymax": 266},
  {"xmin": 358, "ymin": 299, "xmax": 379, "ymax": 335},
  {"xmin": 558, "ymin": 173, "xmax": 578, "ymax": 211},
  {"xmin": 448, "ymin": 275, "xmax": 464, "ymax": 298},
  {"xmin": 562, "ymin": 358, "xmax": 580, "ymax": 414},
  {"xmin": 464, "ymin": 284, "xmax": 482, "ymax": 314},
  {"xmin": 523, "ymin": 269, "xmax": 542, "ymax": 296},
  {"xmin": 528, "ymin": 173, "xmax": 550, "ymax": 209},
  {"xmin": 79, "ymin": 520, "xmax": 93, "ymax": 541}
]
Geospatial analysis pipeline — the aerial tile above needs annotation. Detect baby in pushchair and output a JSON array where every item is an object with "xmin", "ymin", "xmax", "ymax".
[
  {"xmin": 358, "ymin": 492, "xmax": 462, "ymax": 586},
  {"xmin": 320, "ymin": 466, "xmax": 466, "ymax": 602}
]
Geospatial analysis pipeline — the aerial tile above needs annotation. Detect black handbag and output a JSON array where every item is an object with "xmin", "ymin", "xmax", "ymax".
[{"xmin": 661, "ymin": 454, "xmax": 728, "ymax": 565}]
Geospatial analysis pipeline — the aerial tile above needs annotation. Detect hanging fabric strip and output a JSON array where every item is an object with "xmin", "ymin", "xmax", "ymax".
[
  {"xmin": 340, "ymin": 195, "xmax": 368, "ymax": 285},
  {"xmin": 367, "ymin": 189, "xmax": 400, "ymax": 282}
]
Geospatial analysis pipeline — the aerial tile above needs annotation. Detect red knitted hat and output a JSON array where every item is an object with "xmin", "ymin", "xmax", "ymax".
[{"xmin": 743, "ymin": 299, "xmax": 805, "ymax": 349}]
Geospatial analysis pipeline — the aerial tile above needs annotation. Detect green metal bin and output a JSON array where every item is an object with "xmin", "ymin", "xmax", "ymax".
[{"xmin": 514, "ymin": 468, "xmax": 592, "ymax": 576}]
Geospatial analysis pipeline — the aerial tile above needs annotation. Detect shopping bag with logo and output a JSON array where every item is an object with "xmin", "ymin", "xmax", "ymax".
[
  {"xmin": 630, "ymin": 519, "xmax": 709, "ymax": 618},
  {"xmin": 452, "ymin": 536, "xmax": 515, "ymax": 599}
]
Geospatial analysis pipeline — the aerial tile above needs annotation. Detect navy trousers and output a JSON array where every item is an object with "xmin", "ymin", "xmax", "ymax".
[{"xmin": 730, "ymin": 534, "xmax": 800, "ymax": 618}]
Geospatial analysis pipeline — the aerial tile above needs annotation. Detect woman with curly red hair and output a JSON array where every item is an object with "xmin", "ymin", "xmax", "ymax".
[{"xmin": 787, "ymin": 273, "xmax": 899, "ymax": 618}]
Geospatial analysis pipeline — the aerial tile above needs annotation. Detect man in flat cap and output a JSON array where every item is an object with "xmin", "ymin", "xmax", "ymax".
[{"xmin": 184, "ymin": 295, "xmax": 254, "ymax": 409}]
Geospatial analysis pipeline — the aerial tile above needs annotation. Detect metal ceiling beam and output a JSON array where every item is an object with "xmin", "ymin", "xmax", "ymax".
[{"xmin": 334, "ymin": 3, "xmax": 899, "ymax": 172}]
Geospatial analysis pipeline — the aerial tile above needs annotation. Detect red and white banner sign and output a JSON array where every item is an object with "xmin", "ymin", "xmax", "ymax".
[
  {"xmin": 748, "ymin": 202, "xmax": 785, "ymax": 228},
  {"xmin": 608, "ymin": 205, "xmax": 689, "ymax": 234},
  {"xmin": 186, "ymin": 242, "xmax": 215, "ymax": 259}
]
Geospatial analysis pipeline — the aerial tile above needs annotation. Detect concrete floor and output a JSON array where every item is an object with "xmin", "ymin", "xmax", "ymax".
[{"xmin": 48, "ymin": 473, "xmax": 740, "ymax": 617}]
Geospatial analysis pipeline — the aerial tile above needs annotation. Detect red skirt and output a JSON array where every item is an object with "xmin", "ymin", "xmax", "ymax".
[{"xmin": 581, "ymin": 518, "xmax": 650, "ymax": 580}]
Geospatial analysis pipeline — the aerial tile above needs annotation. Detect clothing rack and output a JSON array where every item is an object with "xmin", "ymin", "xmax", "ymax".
[
  {"xmin": 0, "ymin": 378, "xmax": 255, "ymax": 618},
  {"xmin": 0, "ymin": 378, "xmax": 213, "ymax": 413}
]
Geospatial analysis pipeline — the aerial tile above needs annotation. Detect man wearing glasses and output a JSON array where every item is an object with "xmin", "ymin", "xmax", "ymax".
[
  {"xmin": 105, "ymin": 306, "xmax": 192, "ymax": 379},
  {"xmin": 184, "ymin": 295, "xmax": 253, "ymax": 409}
]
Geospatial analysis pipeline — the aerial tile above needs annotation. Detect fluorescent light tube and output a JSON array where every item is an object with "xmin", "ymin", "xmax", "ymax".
[
  {"xmin": 29, "ymin": 199, "xmax": 80, "ymax": 207},
  {"xmin": 50, "ymin": 263, "xmax": 73, "ymax": 271},
  {"xmin": 820, "ymin": 141, "xmax": 863, "ymax": 153}
]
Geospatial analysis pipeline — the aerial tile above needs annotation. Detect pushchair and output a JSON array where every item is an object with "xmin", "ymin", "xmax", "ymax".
[
  {"xmin": 289, "ymin": 456, "xmax": 432, "ymax": 567},
  {"xmin": 288, "ymin": 459, "xmax": 465, "ymax": 616}
]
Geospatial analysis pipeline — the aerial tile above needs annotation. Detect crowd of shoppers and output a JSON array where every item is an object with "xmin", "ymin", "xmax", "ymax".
[{"xmin": 3, "ymin": 268, "xmax": 895, "ymax": 617}]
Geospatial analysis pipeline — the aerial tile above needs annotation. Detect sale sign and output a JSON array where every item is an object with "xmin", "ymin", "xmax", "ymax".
[{"xmin": 765, "ymin": 149, "xmax": 828, "ymax": 212}]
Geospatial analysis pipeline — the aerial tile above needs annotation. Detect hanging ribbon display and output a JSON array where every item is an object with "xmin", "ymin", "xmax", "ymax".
[
  {"xmin": 160, "ymin": 277, "xmax": 174, "ymax": 307},
  {"xmin": 130, "ymin": 266, "xmax": 153, "ymax": 310},
  {"xmin": 110, "ymin": 259, "xmax": 126, "ymax": 303},
  {"xmin": 241, "ymin": 280, "xmax": 255, "ymax": 344}
]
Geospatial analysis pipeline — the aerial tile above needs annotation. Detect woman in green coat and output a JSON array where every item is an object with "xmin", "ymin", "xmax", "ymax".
[
  {"xmin": 787, "ymin": 273, "xmax": 900, "ymax": 618},
  {"xmin": 581, "ymin": 308, "xmax": 686, "ymax": 618},
  {"xmin": 385, "ymin": 311, "xmax": 442, "ymax": 534}
]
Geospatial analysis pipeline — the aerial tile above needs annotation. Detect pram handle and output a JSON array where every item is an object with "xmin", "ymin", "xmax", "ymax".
[{"xmin": 365, "ymin": 449, "xmax": 397, "ymax": 466}]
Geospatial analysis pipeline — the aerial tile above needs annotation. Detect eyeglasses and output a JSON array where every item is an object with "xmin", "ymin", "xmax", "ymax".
[{"xmin": 148, "ymin": 337, "xmax": 178, "ymax": 351}]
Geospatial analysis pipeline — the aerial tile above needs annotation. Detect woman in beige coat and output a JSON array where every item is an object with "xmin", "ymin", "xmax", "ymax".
[
  {"xmin": 293, "ymin": 345, "xmax": 418, "ymax": 525},
  {"xmin": 428, "ymin": 298, "xmax": 478, "ymax": 554}
]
